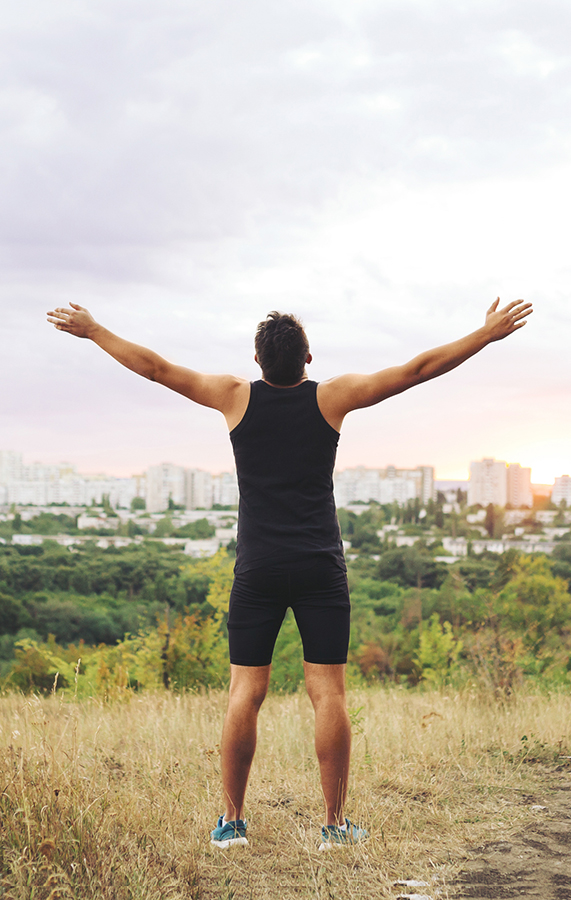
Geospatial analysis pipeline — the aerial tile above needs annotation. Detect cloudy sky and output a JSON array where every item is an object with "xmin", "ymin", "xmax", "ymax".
[{"xmin": 2, "ymin": 0, "xmax": 569, "ymax": 482}]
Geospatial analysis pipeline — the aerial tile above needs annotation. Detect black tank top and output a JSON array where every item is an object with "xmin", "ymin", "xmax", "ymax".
[{"xmin": 230, "ymin": 379, "xmax": 346, "ymax": 573}]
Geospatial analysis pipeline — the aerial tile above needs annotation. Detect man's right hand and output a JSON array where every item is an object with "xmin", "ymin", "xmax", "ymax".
[
  {"xmin": 47, "ymin": 303, "xmax": 99, "ymax": 339},
  {"xmin": 483, "ymin": 297, "xmax": 533, "ymax": 342}
]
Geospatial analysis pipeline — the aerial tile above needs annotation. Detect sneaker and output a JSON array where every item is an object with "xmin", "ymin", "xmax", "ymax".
[
  {"xmin": 210, "ymin": 815, "xmax": 248, "ymax": 849},
  {"xmin": 318, "ymin": 818, "xmax": 369, "ymax": 851}
]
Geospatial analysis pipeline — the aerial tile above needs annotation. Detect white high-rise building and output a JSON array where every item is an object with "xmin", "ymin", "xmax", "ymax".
[
  {"xmin": 185, "ymin": 469, "xmax": 238, "ymax": 509},
  {"xmin": 416, "ymin": 466, "xmax": 435, "ymax": 504},
  {"xmin": 552, "ymin": 475, "xmax": 571, "ymax": 507},
  {"xmin": 468, "ymin": 458, "xmax": 508, "ymax": 507},
  {"xmin": 507, "ymin": 464, "xmax": 532, "ymax": 508},
  {"xmin": 379, "ymin": 466, "xmax": 418, "ymax": 504},
  {"xmin": 4, "ymin": 475, "xmax": 141, "ymax": 507},
  {"xmin": 212, "ymin": 472, "xmax": 239, "ymax": 507},
  {"xmin": 82, "ymin": 477, "xmax": 141, "ymax": 508},
  {"xmin": 0, "ymin": 451, "xmax": 23, "ymax": 484},
  {"xmin": 185, "ymin": 469, "xmax": 213, "ymax": 509},
  {"xmin": 334, "ymin": 465, "xmax": 434, "ymax": 509},
  {"xmin": 146, "ymin": 464, "xmax": 186, "ymax": 513},
  {"xmin": 334, "ymin": 467, "xmax": 381, "ymax": 505}
]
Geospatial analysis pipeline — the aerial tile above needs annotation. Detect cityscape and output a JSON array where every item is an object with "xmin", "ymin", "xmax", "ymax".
[
  {"xmin": 1, "ymin": 449, "xmax": 570, "ymax": 512},
  {"xmin": 1, "ymin": 449, "xmax": 570, "ymax": 561}
]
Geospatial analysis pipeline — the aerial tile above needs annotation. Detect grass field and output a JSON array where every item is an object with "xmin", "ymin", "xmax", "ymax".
[{"xmin": 1, "ymin": 686, "xmax": 570, "ymax": 899}]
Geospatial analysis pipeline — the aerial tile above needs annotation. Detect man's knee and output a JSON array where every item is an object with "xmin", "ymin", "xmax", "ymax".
[
  {"xmin": 304, "ymin": 662, "xmax": 347, "ymax": 709},
  {"xmin": 228, "ymin": 664, "xmax": 270, "ymax": 710}
]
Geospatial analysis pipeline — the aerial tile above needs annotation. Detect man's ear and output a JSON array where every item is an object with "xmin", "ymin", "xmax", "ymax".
[
  {"xmin": 306, "ymin": 353, "xmax": 312, "ymax": 365},
  {"xmin": 254, "ymin": 354, "xmax": 260, "ymax": 366}
]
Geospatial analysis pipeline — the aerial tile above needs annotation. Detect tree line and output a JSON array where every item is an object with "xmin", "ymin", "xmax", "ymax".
[{"xmin": 2, "ymin": 534, "xmax": 571, "ymax": 695}]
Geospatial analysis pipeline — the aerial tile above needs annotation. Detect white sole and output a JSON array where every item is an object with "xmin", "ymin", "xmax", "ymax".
[
  {"xmin": 210, "ymin": 836, "xmax": 249, "ymax": 849},
  {"xmin": 319, "ymin": 838, "xmax": 368, "ymax": 851}
]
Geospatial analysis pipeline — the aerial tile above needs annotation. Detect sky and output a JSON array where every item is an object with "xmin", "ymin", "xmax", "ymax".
[{"xmin": 1, "ymin": 0, "xmax": 570, "ymax": 483}]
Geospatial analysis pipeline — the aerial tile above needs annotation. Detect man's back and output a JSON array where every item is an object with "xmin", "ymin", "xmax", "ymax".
[{"xmin": 230, "ymin": 379, "xmax": 344, "ymax": 573}]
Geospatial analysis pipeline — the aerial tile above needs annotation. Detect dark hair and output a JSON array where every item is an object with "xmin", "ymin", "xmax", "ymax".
[{"xmin": 255, "ymin": 312, "xmax": 310, "ymax": 386}]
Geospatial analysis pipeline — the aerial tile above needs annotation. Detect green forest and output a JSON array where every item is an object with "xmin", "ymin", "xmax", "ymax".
[{"xmin": 2, "ymin": 505, "xmax": 571, "ymax": 696}]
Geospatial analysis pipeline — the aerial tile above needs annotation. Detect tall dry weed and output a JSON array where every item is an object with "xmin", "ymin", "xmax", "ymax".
[{"xmin": 0, "ymin": 686, "xmax": 569, "ymax": 899}]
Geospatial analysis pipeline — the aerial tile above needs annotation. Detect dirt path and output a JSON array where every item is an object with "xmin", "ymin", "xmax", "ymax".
[{"xmin": 452, "ymin": 778, "xmax": 571, "ymax": 899}]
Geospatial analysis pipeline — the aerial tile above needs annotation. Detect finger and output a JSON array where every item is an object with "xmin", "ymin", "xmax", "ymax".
[
  {"xmin": 488, "ymin": 297, "xmax": 500, "ymax": 313},
  {"xmin": 512, "ymin": 308, "xmax": 533, "ymax": 322},
  {"xmin": 69, "ymin": 302, "xmax": 84, "ymax": 310},
  {"xmin": 508, "ymin": 303, "xmax": 533, "ymax": 317},
  {"xmin": 500, "ymin": 301, "xmax": 518, "ymax": 314},
  {"xmin": 47, "ymin": 316, "xmax": 70, "ymax": 325},
  {"xmin": 503, "ymin": 299, "xmax": 530, "ymax": 314},
  {"xmin": 47, "ymin": 310, "xmax": 70, "ymax": 321}
]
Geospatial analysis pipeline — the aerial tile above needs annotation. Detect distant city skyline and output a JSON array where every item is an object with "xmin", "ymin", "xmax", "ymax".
[
  {"xmin": 0, "ymin": 449, "xmax": 561, "ymax": 486},
  {"xmin": 2, "ymin": 449, "xmax": 566, "ymax": 512}
]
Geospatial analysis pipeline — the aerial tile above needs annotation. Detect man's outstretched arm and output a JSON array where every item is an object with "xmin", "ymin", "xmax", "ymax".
[
  {"xmin": 318, "ymin": 298, "xmax": 533, "ymax": 431},
  {"xmin": 46, "ymin": 303, "xmax": 248, "ymax": 423}
]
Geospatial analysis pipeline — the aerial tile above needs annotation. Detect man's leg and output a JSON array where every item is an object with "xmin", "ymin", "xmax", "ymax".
[
  {"xmin": 220, "ymin": 663, "xmax": 271, "ymax": 821},
  {"xmin": 303, "ymin": 662, "xmax": 351, "ymax": 826}
]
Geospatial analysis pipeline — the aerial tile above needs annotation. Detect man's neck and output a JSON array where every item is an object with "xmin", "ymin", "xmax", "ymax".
[{"xmin": 262, "ymin": 374, "xmax": 309, "ymax": 389}]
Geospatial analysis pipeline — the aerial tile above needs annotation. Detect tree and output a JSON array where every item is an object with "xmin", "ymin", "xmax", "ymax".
[
  {"xmin": 415, "ymin": 614, "xmax": 463, "ymax": 686},
  {"xmin": 377, "ymin": 547, "xmax": 447, "ymax": 589},
  {"xmin": 552, "ymin": 543, "xmax": 571, "ymax": 590},
  {"xmin": 0, "ymin": 593, "xmax": 31, "ymax": 633},
  {"xmin": 173, "ymin": 518, "xmax": 215, "ymax": 539},
  {"xmin": 337, "ymin": 508, "xmax": 355, "ymax": 539},
  {"xmin": 101, "ymin": 494, "xmax": 117, "ymax": 517},
  {"xmin": 154, "ymin": 516, "xmax": 174, "ymax": 537},
  {"xmin": 497, "ymin": 555, "xmax": 571, "ymax": 648},
  {"xmin": 484, "ymin": 503, "xmax": 495, "ymax": 537}
]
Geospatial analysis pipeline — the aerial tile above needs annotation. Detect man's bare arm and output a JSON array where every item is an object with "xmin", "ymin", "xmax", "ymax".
[
  {"xmin": 317, "ymin": 298, "xmax": 533, "ymax": 431},
  {"xmin": 46, "ymin": 303, "xmax": 249, "ymax": 425}
]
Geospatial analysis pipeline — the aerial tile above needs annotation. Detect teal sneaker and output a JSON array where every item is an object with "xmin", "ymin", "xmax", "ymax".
[
  {"xmin": 319, "ymin": 818, "xmax": 369, "ymax": 851},
  {"xmin": 210, "ymin": 815, "xmax": 248, "ymax": 849}
]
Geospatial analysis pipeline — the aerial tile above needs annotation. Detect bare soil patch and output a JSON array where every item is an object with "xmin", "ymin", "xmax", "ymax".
[{"xmin": 453, "ymin": 776, "xmax": 571, "ymax": 900}]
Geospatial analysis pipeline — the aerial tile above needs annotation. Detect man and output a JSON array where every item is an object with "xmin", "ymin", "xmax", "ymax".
[{"xmin": 47, "ymin": 297, "xmax": 532, "ymax": 849}]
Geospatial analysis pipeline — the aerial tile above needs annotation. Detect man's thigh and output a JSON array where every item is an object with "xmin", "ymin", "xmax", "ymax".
[
  {"xmin": 290, "ymin": 560, "xmax": 351, "ymax": 666},
  {"xmin": 227, "ymin": 568, "xmax": 289, "ymax": 666}
]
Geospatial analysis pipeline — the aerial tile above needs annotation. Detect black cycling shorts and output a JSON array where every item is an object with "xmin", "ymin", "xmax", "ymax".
[{"xmin": 227, "ymin": 557, "xmax": 351, "ymax": 667}]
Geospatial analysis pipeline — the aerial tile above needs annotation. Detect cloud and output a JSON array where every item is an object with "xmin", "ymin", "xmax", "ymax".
[
  {"xmin": 1, "ymin": 0, "xmax": 570, "ymax": 479},
  {"xmin": 2, "ymin": 0, "xmax": 571, "ymax": 265}
]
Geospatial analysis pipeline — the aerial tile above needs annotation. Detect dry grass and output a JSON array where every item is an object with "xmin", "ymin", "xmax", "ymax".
[{"xmin": 1, "ymin": 686, "xmax": 570, "ymax": 899}]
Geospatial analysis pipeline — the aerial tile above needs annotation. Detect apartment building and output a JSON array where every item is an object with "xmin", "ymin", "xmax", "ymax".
[
  {"xmin": 507, "ymin": 463, "xmax": 533, "ymax": 508},
  {"xmin": 146, "ymin": 465, "xmax": 239, "ymax": 512},
  {"xmin": 468, "ymin": 458, "xmax": 532, "ymax": 508},
  {"xmin": 552, "ymin": 475, "xmax": 571, "ymax": 507},
  {"xmin": 333, "ymin": 465, "xmax": 434, "ymax": 509},
  {"xmin": 0, "ymin": 451, "xmax": 143, "ymax": 508}
]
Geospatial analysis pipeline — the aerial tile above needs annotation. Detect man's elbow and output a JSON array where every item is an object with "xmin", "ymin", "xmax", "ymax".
[
  {"xmin": 400, "ymin": 361, "xmax": 427, "ymax": 388},
  {"xmin": 150, "ymin": 359, "xmax": 170, "ymax": 384}
]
